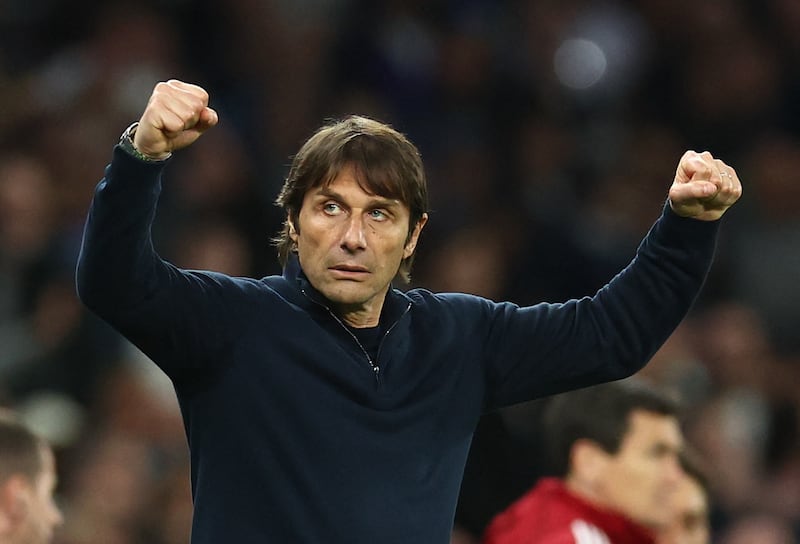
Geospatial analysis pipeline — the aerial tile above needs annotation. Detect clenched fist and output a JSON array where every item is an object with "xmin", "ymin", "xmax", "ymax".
[
  {"xmin": 133, "ymin": 80, "xmax": 219, "ymax": 160},
  {"xmin": 669, "ymin": 150, "xmax": 742, "ymax": 221}
]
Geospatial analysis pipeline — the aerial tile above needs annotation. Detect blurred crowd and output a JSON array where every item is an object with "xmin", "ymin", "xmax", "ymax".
[{"xmin": 1, "ymin": 0, "xmax": 798, "ymax": 542}]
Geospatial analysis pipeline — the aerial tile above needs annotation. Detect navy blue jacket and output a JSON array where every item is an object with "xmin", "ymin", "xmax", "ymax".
[{"xmin": 76, "ymin": 146, "xmax": 720, "ymax": 543}]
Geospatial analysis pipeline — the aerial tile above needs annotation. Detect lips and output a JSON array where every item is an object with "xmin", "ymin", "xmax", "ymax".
[
  {"xmin": 328, "ymin": 264, "xmax": 370, "ymax": 280},
  {"xmin": 329, "ymin": 264, "xmax": 369, "ymax": 273}
]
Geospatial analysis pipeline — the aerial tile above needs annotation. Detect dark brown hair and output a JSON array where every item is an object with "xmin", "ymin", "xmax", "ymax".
[
  {"xmin": 543, "ymin": 379, "xmax": 680, "ymax": 477},
  {"xmin": 273, "ymin": 115, "xmax": 429, "ymax": 283}
]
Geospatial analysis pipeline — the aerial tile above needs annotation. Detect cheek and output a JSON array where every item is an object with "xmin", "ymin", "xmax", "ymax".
[
  {"xmin": 606, "ymin": 459, "xmax": 654, "ymax": 497},
  {"xmin": 295, "ymin": 223, "xmax": 329, "ymax": 252},
  {"xmin": 387, "ymin": 241, "xmax": 412, "ymax": 268}
]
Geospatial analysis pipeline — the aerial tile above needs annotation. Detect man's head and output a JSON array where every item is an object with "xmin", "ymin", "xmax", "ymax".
[
  {"xmin": 275, "ymin": 115, "xmax": 428, "ymax": 280},
  {"xmin": 658, "ymin": 448, "xmax": 711, "ymax": 544},
  {"xmin": 544, "ymin": 379, "xmax": 683, "ymax": 530},
  {"xmin": 274, "ymin": 116, "xmax": 428, "ymax": 321},
  {"xmin": 0, "ymin": 413, "xmax": 62, "ymax": 544}
]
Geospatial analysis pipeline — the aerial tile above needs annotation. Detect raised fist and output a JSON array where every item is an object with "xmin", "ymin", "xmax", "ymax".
[{"xmin": 132, "ymin": 80, "xmax": 219, "ymax": 160}]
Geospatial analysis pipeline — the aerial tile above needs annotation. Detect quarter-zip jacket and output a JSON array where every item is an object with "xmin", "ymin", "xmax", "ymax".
[{"xmin": 76, "ymin": 146, "xmax": 720, "ymax": 544}]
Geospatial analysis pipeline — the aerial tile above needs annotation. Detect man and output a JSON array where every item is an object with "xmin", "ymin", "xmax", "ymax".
[
  {"xmin": 0, "ymin": 411, "xmax": 62, "ymax": 543},
  {"xmin": 75, "ymin": 80, "xmax": 741, "ymax": 543},
  {"xmin": 483, "ymin": 379, "xmax": 685, "ymax": 544},
  {"xmin": 658, "ymin": 449, "xmax": 711, "ymax": 544}
]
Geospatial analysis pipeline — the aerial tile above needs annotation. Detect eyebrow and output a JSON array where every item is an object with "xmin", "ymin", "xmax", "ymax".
[
  {"xmin": 314, "ymin": 187, "xmax": 402, "ymax": 209},
  {"xmin": 650, "ymin": 440, "xmax": 682, "ymax": 454}
]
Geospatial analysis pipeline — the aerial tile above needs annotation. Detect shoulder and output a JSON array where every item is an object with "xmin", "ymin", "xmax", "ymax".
[
  {"xmin": 403, "ymin": 288, "xmax": 498, "ymax": 323},
  {"xmin": 404, "ymin": 287, "xmax": 498, "ymax": 312},
  {"xmin": 186, "ymin": 269, "xmax": 276, "ymax": 291},
  {"xmin": 180, "ymin": 270, "xmax": 289, "ymax": 306},
  {"xmin": 485, "ymin": 480, "xmax": 591, "ymax": 544},
  {"xmin": 403, "ymin": 289, "xmax": 540, "ymax": 339}
]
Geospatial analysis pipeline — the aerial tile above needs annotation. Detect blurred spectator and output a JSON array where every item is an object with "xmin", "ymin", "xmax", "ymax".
[
  {"xmin": 730, "ymin": 132, "xmax": 800, "ymax": 354},
  {"xmin": 657, "ymin": 448, "xmax": 711, "ymax": 544},
  {"xmin": 0, "ymin": 410, "xmax": 63, "ymax": 543},
  {"xmin": 483, "ymin": 379, "xmax": 683, "ymax": 544},
  {"xmin": 718, "ymin": 513, "xmax": 798, "ymax": 544},
  {"xmin": 57, "ymin": 429, "xmax": 159, "ymax": 544}
]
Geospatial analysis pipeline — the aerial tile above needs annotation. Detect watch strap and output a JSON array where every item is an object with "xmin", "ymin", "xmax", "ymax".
[{"xmin": 119, "ymin": 122, "xmax": 172, "ymax": 162}]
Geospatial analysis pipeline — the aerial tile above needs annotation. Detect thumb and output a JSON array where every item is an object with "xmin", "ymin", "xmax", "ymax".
[
  {"xmin": 196, "ymin": 107, "xmax": 219, "ymax": 131},
  {"xmin": 670, "ymin": 179, "xmax": 717, "ymax": 202}
]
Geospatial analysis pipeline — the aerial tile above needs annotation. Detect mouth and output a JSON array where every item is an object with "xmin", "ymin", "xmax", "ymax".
[{"xmin": 328, "ymin": 264, "xmax": 370, "ymax": 279}]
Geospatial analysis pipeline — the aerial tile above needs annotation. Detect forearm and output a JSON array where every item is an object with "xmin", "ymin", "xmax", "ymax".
[
  {"xmin": 488, "ymin": 203, "xmax": 720, "ymax": 406},
  {"xmin": 586, "ymin": 202, "xmax": 720, "ymax": 365}
]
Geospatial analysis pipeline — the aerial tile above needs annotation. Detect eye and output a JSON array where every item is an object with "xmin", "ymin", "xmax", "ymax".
[
  {"xmin": 368, "ymin": 209, "xmax": 388, "ymax": 221},
  {"xmin": 323, "ymin": 202, "xmax": 343, "ymax": 215}
]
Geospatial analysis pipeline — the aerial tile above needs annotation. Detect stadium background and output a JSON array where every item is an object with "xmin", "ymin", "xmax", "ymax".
[{"xmin": 1, "ymin": 0, "xmax": 798, "ymax": 541}]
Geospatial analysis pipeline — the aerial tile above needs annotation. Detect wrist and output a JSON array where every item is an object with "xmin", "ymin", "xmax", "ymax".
[{"xmin": 119, "ymin": 122, "xmax": 172, "ymax": 162}]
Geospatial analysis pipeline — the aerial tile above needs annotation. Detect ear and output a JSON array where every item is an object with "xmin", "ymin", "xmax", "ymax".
[
  {"xmin": 0, "ymin": 482, "xmax": 11, "ymax": 534},
  {"xmin": 403, "ymin": 213, "xmax": 428, "ymax": 259},
  {"xmin": 0, "ymin": 476, "xmax": 30, "ymax": 529},
  {"xmin": 571, "ymin": 439, "xmax": 609, "ymax": 485},
  {"xmin": 287, "ymin": 217, "xmax": 298, "ymax": 243}
]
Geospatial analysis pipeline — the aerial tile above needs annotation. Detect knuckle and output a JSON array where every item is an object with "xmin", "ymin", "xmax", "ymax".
[{"xmin": 153, "ymin": 82, "xmax": 170, "ymax": 95}]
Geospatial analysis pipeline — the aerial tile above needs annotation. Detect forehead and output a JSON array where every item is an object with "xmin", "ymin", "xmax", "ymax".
[
  {"xmin": 316, "ymin": 160, "xmax": 408, "ymax": 201},
  {"xmin": 307, "ymin": 164, "xmax": 405, "ymax": 206}
]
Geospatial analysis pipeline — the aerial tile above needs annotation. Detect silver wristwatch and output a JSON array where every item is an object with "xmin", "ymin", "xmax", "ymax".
[{"xmin": 119, "ymin": 122, "xmax": 172, "ymax": 162}]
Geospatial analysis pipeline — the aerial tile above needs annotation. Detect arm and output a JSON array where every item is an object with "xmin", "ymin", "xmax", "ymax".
[
  {"xmin": 76, "ymin": 81, "xmax": 233, "ymax": 378},
  {"xmin": 484, "ymin": 151, "xmax": 742, "ymax": 408}
]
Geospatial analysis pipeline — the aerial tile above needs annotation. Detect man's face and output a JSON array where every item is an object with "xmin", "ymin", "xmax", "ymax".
[
  {"xmin": 16, "ymin": 447, "xmax": 62, "ymax": 544},
  {"xmin": 596, "ymin": 410, "xmax": 683, "ymax": 530},
  {"xmin": 291, "ymin": 163, "xmax": 426, "ymax": 325},
  {"xmin": 657, "ymin": 471, "xmax": 710, "ymax": 544}
]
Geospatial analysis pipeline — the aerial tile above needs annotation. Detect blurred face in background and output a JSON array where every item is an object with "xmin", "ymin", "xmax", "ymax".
[
  {"xmin": 9, "ymin": 446, "xmax": 63, "ymax": 544},
  {"xmin": 590, "ymin": 410, "xmax": 684, "ymax": 529},
  {"xmin": 658, "ymin": 469, "xmax": 710, "ymax": 544}
]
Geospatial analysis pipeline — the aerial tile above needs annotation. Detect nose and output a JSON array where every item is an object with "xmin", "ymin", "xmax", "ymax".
[
  {"xmin": 340, "ymin": 214, "xmax": 367, "ymax": 252},
  {"xmin": 664, "ymin": 454, "xmax": 683, "ymax": 486},
  {"xmin": 51, "ymin": 500, "xmax": 64, "ymax": 527}
]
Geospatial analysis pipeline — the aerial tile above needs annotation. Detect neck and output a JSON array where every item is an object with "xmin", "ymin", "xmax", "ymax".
[
  {"xmin": 337, "ymin": 302, "xmax": 383, "ymax": 328},
  {"xmin": 565, "ymin": 474, "xmax": 600, "ymax": 503},
  {"xmin": 564, "ymin": 475, "xmax": 661, "ymax": 534}
]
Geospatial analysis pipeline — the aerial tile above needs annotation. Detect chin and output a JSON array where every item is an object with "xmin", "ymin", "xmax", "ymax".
[{"xmin": 321, "ymin": 284, "xmax": 373, "ymax": 306}]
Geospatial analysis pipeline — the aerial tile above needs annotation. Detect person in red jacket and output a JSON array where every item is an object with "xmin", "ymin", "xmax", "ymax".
[{"xmin": 484, "ymin": 379, "xmax": 684, "ymax": 544}]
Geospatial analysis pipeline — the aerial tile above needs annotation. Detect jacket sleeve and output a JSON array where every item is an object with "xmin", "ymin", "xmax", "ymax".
[
  {"xmin": 75, "ymin": 146, "xmax": 243, "ymax": 380},
  {"xmin": 483, "ymin": 202, "xmax": 720, "ymax": 409}
]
